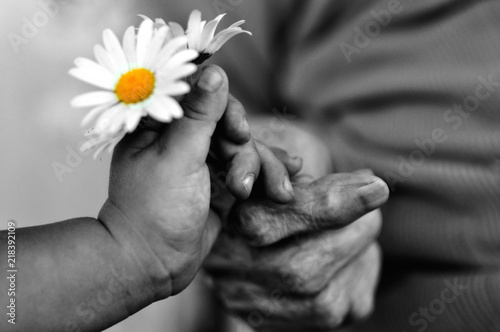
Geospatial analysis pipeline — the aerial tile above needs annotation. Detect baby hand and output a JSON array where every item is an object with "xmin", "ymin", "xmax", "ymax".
[{"xmin": 99, "ymin": 65, "xmax": 232, "ymax": 298}]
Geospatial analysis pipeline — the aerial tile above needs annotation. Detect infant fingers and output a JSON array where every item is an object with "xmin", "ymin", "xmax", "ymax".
[
  {"xmin": 224, "ymin": 139, "xmax": 262, "ymax": 200},
  {"xmin": 215, "ymin": 138, "xmax": 303, "ymax": 203},
  {"xmin": 218, "ymin": 94, "xmax": 251, "ymax": 144},
  {"xmin": 255, "ymin": 142, "xmax": 296, "ymax": 204},
  {"xmin": 265, "ymin": 145, "xmax": 303, "ymax": 177}
]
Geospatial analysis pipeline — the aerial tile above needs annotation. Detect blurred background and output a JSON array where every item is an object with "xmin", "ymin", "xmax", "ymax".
[{"xmin": 0, "ymin": 1, "xmax": 249, "ymax": 331}]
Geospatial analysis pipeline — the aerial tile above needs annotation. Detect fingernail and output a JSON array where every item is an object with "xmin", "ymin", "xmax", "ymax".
[
  {"xmin": 357, "ymin": 179, "xmax": 389, "ymax": 208},
  {"xmin": 283, "ymin": 176, "xmax": 294, "ymax": 198},
  {"xmin": 197, "ymin": 67, "xmax": 223, "ymax": 92},
  {"xmin": 242, "ymin": 174, "xmax": 255, "ymax": 195}
]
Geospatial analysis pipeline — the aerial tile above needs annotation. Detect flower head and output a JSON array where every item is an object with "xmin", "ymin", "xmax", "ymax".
[
  {"xmin": 70, "ymin": 19, "xmax": 198, "ymax": 157},
  {"xmin": 141, "ymin": 10, "xmax": 252, "ymax": 64}
]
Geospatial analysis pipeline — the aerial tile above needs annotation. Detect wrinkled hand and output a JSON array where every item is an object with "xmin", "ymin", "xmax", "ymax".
[{"xmin": 205, "ymin": 121, "xmax": 389, "ymax": 331}]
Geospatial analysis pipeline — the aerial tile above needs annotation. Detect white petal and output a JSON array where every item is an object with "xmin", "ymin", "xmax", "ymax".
[
  {"xmin": 125, "ymin": 110, "xmax": 143, "ymax": 132},
  {"xmin": 146, "ymin": 96, "xmax": 183, "ymax": 122},
  {"xmin": 187, "ymin": 10, "xmax": 202, "ymax": 35},
  {"xmin": 152, "ymin": 36, "xmax": 189, "ymax": 71},
  {"xmin": 136, "ymin": 19, "xmax": 154, "ymax": 66},
  {"xmin": 199, "ymin": 14, "xmax": 225, "ymax": 51},
  {"xmin": 80, "ymin": 101, "xmax": 116, "ymax": 126},
  {"xmin": 69, "ymin": 67, "xmax": 113, "ymax": 90},
  {"xmin": 162, "ymin": 97, "xmax": 184, "ymax": 119},
  {"xmin": 71, "ymin": 91, "xmax": 117, "ymax": 108},
  {"xmin": 155, "ymin": 81, "xmax": 190, "ymax": 96},
  {"xmin": 81, "ymin": 131, "xmax": 109, "ymax": 153},
  {"xmin": 122, "ymin": 26, "xmax": 137, "ymax": 66},
  {"xmin": 137, "ymin": 14, "xmax": 152, "ymax": 22},
  {"xmin": 106, "ymin": 133, "xmax": 126, "ymax": 154},
  {"xmin": 95, "ymin": 104, "xmax": 127, "ymax": 133},
  {"xmin": 71, "ymin": 58, "xmax": 116, "ymax": 89},
  {"xmin": 207, "ymin": 28, "xmax": 251, "ymax": 53},
  {"xmin": 143, "ymin": 26, "xmax": 168, "ymax": 68},
  {"xmin": 94, "ymin": 44, "xmax": 120, "ymax": 75},
  {"xmin": 84, "ymin": 127, "xmax": 98, "ymax": 137},
  {"xmin": 93, "ymin": 135, "xmax": 124, "ymax": 159},
  {"xmin": 168, "ymin": 22, "xmax": 185, "ymax": 38},
  {"xmin": 93, "ymin": 142, "xmax": 109, "ymax": 159},
  {"xmin": 228, "ymin": 20, "xmax": 245, "ymax": 29},
  {"xmin": 74, "ymin": 57, "xmax": 114, "ymax": 77},
  {"xmin": 157, "ymin": 63, "xmax": 197, "ymax": 82},
  {"xmin": 103, "ymin": 29, "xmax": 128, "ymax": 74},
  {"xmin": 155, "ymin": 18, "xmax": 167, "ymax": 27},
  {"xmin": 157, "ymin": 49, "xmax": 198, "ymax": 73},
  {"xmin": 108, "ymin": 112, "xmax": 128, "ymax": 133},
  {"xmin": 81, "ymin": 140, "xmax": 96, "ymax": 153},
  {"xmin": 153, "ymin": 18, "xmax": 168, "ymax": 31},
  {"xmin": 187, "ymin": 10, "xmax": 203, "ymax": 50}
]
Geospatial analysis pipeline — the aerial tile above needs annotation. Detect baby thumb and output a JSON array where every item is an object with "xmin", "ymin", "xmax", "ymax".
[{"xmin": 154, "ymin": 65, "xmax": 229, "ymax": 168}]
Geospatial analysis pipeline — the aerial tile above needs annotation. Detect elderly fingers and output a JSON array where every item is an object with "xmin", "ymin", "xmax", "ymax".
[
  {"xmin": 251, "ymin": 211, "xmax": 381, "ymax": 295},
  {"xmin": 205, "ymin": 212, "xmax": 381, "ymax": 295},
  {"xmin": 230, "ymin": 173, "xmax": 388, "ymax": 246},
  {"xmin": 212, "ymin": 252, "xmax": 378, "ymax": 332}
]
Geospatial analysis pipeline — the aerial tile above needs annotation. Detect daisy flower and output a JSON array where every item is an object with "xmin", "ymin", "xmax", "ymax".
[
  {"xmin": 141, "ymin": 10, "xmax": 252, "ymax": 64},
  {"xmin": 70, "ymin": 19, "xmax": 199, "ymax": 157}
]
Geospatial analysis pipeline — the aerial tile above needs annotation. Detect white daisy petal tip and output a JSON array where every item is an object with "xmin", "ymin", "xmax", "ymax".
[
  {"xmin": 80, "ymin": 141, "xmax": 94, "ymax": 153},
  {"xmin": 138, "ymin": 14, "xmax": 152, "ymax": 21},
  {"xmin": 180, "ymin": 10, "xmax": 252, "ymax": 63}
]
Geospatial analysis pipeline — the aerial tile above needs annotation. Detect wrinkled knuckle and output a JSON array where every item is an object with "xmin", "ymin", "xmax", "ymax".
[
  {"xmin": 247, "ymin": 229, "xmax": 275, "ymax": 247},
  {"xmin": 278, "ymin": 268, "xmax": 306, "ymax": 293},
  {"xmin": 234, "ymin": 207, "xmax": 275, "ymax": 246},
  {"xmin": 316, "ymin": 190, "xmax": 342, "ymax": 226},
  {"xmin": 282, "ymin": 257, "xmax": 328, "ymax": 295},
  {"xmin": 293, "ymin": 277, "xmax": 328, "ymax": 295},
  {"xmin": 300, "ymin": 275, "xmax": 331, "ymax": 295}
]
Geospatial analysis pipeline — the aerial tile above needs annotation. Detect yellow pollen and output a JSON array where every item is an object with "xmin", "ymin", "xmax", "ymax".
[{"xmin": 115, "ymin": 68, "xmax": 156, "ymax": 104}]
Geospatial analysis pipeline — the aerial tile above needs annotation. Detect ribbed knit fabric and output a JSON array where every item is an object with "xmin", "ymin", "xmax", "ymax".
[{"xmin": 159, "ymin": 1, "xmax": 500, "ymax": 330}]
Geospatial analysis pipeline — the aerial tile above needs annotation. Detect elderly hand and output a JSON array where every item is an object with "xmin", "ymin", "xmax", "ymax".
[{"xmin": 204, "ymin": 120, "xmax": 389, "ymax": 331}]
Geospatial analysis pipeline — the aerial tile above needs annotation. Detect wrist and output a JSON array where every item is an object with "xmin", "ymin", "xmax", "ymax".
[{"xmin": 98, "ymin": 199, "xmax": 173, "ymax": 301}]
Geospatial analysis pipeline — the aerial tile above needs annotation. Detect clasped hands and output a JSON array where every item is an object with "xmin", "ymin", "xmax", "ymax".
[
  {"xmin": 206, "ymin": 120, "xmax": 389, "ymax": 331},
  {"xmin": 101, "ymin": 65, "xmax": 389, "ymax": 331}
]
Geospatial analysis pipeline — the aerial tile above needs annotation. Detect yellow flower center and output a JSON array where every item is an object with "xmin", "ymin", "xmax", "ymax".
[{"xmin": 115, "ymin": 68, "xmax": 156, "ymax": 104}]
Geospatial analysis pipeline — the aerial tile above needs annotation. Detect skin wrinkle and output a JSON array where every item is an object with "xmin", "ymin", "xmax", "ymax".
[
  {"xmin": 203, "ymin": 209, "xmax": 377, "ymax": 327},
  {"xmin": 226, "ymin": 246, "xmax": 379, "ymax": 331},
  {"xmin": 232, "ymin": 174, "xmax": 380, "ymax": 246}
]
